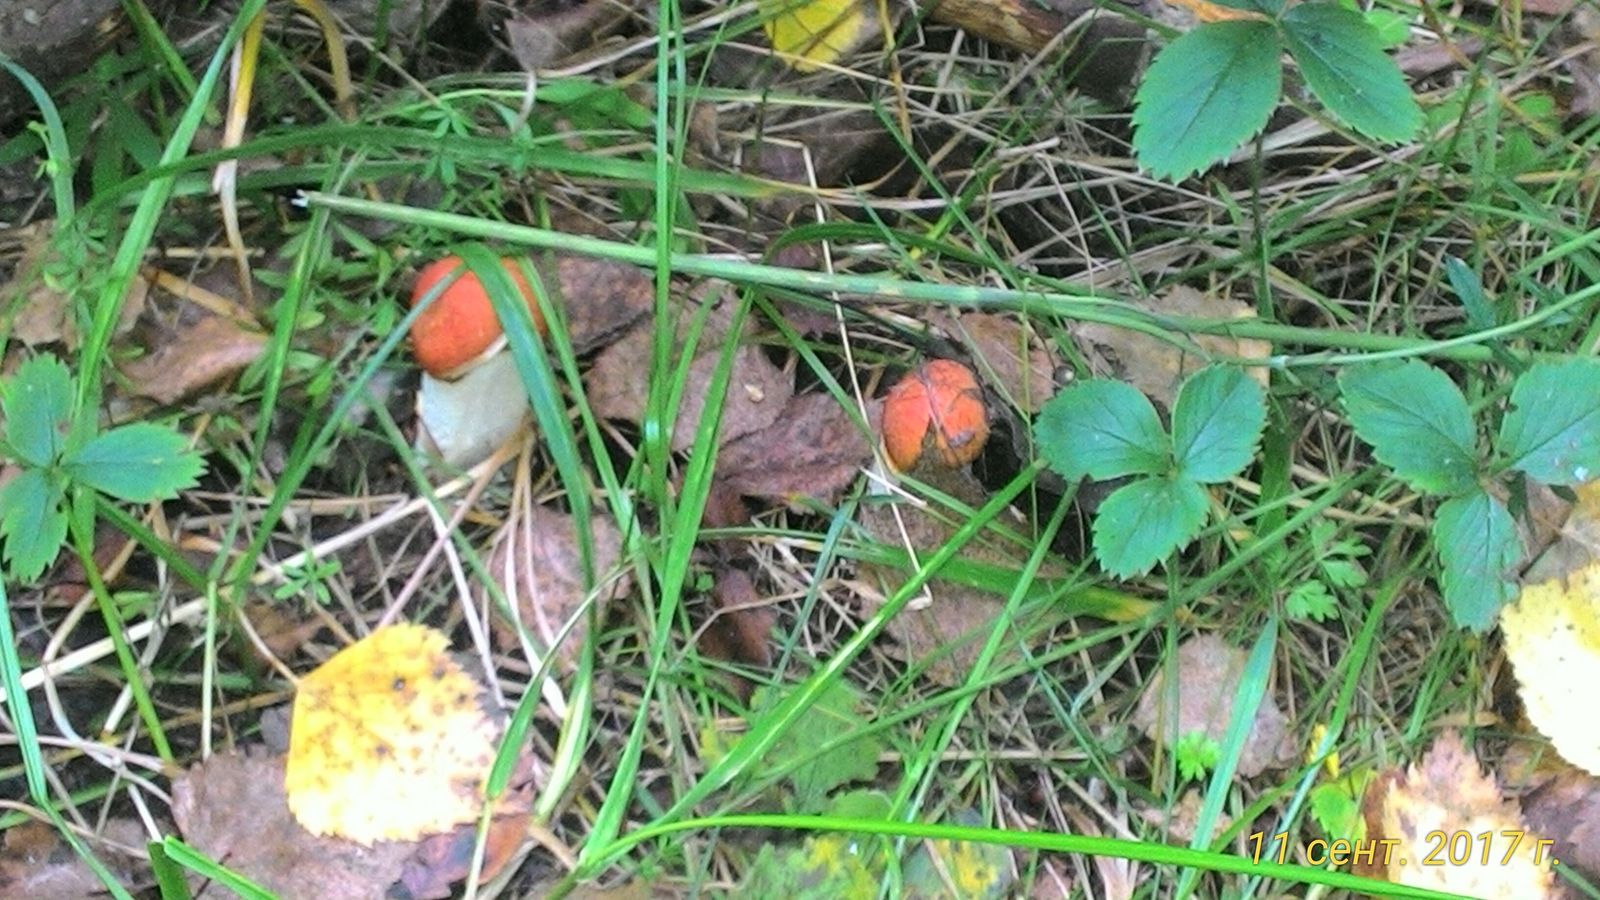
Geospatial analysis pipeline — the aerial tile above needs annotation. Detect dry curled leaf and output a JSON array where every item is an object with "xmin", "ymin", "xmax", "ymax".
[
  {"xmin": 696, "ymin": 567, "xmax": 776, "ymax": 701},
  {"xmin": 1364, "ymin": 731, "xmax": 1556, "ymax": 897},
  {"xmin": 285, "ymin": 624, "xmax": 502, "ymax": 845},
  {"xmin": 0, "ymin": 818, "xmax": 143, "ymax": 898},
  {"xmin": 954, "ymin": 313, "xmax": 1059, "ymax": 414},
  {"xmin": 486, "ymin": 503, "xmax": 630, "ymax": 665},
  {"xmin": 857, "ymin": 465, "xmax": 1052, "ymax": 686},
  {"xmin": 120, "ymin": 313, "xmax": 266, "ymax": 405},
  {"xmin": 1072, "ymin": 285, "xmax": 1269, "ymax": 408},
  {"xmin": 714, "ymin": 392, "xmax": 872, "ymax": 506},
  {"xmin": 1519, "ymin": 766, "xmax": 1600, "ymax": 886},
  {"xmin": 552, "ymin": 255, "xmax": 654, "ymax": 355},
  {"xmin": 1130, "ymin": 634, "xmax": 1293, "ymax": 778},
  {"xmin": 586, "ymin": 308, "xmax": 792, "ymax": 451}
]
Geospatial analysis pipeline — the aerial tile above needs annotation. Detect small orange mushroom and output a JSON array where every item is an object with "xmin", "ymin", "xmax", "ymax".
[
  {"xmin": 881, "ymin": 359, "xmax": 989, "ymax": 471},
  {"xmin": 409, "ymin": 255, "xmax": 546, "ymax": 379}
]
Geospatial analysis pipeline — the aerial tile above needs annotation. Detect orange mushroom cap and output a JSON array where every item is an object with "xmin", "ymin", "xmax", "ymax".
[
  {"xmin": 409, "ymin": 256, "xmax": 546, "ymax": 379},
  {"xmin": 881, "ymin": 359, "xmax": 989, "ymax": 471}
]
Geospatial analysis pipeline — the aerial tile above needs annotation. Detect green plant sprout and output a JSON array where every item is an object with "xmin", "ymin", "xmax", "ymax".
[
  {"xmin": 1034, "ymin": 364, "xmax": 1267, "ymax": 577},
  {"xmin": 1285, "ymin": 519, "xmax": 1368, "ymax": 622},
  {"xmin": 1176, "ymin": 730, "xmax": 1224, "ymax": 783},
  {"xmin": 1132, "ymin": 0, "xmax": 1422, "ymax": 181},
  {"xmin": 0, "ymin": 354, "xmax": 204, "ymax": 583}
]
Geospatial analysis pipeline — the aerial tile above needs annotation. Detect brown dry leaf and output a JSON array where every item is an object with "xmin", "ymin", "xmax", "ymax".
[
  {"xmin": 586, "ymin": 313, "xmax": 793, "ymax": 452},
  {"xmin": 398, "ymin": 762, "xmax": 538, "ymax": 900},
  {"xmin": 1138, "ymin": 787, "xmax": 1233, "ymax": 844},
  {"xmin": 1130, "ymin": 634, "xmax": 1293, "ymax": 778},
  {"xmin": 553, "ymin": 255, "xmax": 654, "ymax": 355},
  {"xmin": 857, "ymin": 466, "xmax": 1055, "ymax": 686},
  {"xmin": 173, "ymin": 749, "xmax": 416, "ymax": 898},
  {"xmin": 1365, "ymin": 731, "xmax": 1556, "ymax": 897},
  {"xmin": 716, "ymin": 392, "xmax": 872, "ymax": 505},
  {"xmin": 1072, "ymin": 285, "xmax": 1270, "ymax": 408},
  {"xmin": 1520, "ymin": 766, "xmax": 1600, "ymax": 885},
  {"xmin": 696, "ymin": 567, "xmax": 776, "ymax": 701},
  {"xmin": 954, "ymin": 312, "xmax": 1058, "ymax": 413},
  {"xmin": 1524, "ymin": 480, "xmax": 1600, "ymax": 584},
  {"xmin": 238, "ymin": 598, "xmax": 324, "ymax": 668},
  {"xmin": 120, "ymin": 313, "xmax": 267, "ymax": 404},
  {"xmin": 284, "ymin": 624, "xmax": 502, "ymax": 845},
  {"xmin": 0, "ymin": 818, "xmax": 143, "ymax": 897},
  {"xmin": 487, "ymin": 503, "xmax": 630, "ymax": 665}
]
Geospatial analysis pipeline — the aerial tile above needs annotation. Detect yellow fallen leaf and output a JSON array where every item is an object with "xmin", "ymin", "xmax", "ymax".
[
  {"xmin": 284, "ymin": 624, "xmax": 501, "ymax": 845},
  {"xmin": 1373, "ymin": 731, "xmax": 1555, "ymax": 897},
  {"xmin": 760, "ymin": 0, "xmax": 871, "ymax": 71},
  {"xmin": 1500, "ymin": 560, "xmax": 1600, "ymax": 776}
]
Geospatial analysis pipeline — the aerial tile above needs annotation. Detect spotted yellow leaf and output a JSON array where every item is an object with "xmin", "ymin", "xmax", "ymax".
[
  {"xmin": 760, "ymin": 0, "xmax": 872, "ymax": 71},
  {"xmin": 1500, "ymin": 560, "xmax": 1600, "ymax": 776},
  {"xmin": 284, "ymin": 623, "xmax": 501, "ymax": 845}
]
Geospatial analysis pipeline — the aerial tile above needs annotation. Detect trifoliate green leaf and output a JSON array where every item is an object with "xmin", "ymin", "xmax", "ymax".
[
  {"xmin": 1, "ymin": 354, "xmax": 74, "ymax": 467},
  {"xmin": 0, "ymin": 467, "xmax": 68, "ymax": 583},
  {"xmin": 1132, "ymin": 21, "xmax": 1282, "ymax": 181},
  {"xmin": 1034, "ymin": 380, "xmax": 1169, "ymax": 482},
  {"xmin": 1092, "ymin": 475, "xmax": 1210, "ymax": 578},
  {"xmin": 1171, "ymin": 365, "xmax": 1266, "ymax": 483},
  {"xmin": 62, "ymin": 422, "xmax": 204, "ymax": 502},
  {"xmin": 1339, "ymin": 361, "xmax": 1478, "ymax": 496},
  {"xmin": 1434, "ymin": 489, "xmax": 1521, "ymax": 632},
  {"xmin": 1280, "ymin": 3, "xmax": 1421, "ymax": 142},
  {"xmin": 1498, "ymin": 359, "xmax": 1600, "ymax": 486},
  {"xmin": 749, "ymin": 680, "xmax": 883, "ymax": 812}
]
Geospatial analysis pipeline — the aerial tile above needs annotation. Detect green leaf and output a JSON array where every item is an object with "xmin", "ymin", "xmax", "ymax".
[
  {"xmin": 1308, "ymin": 770, "xmax": 1373, "ymax": 840},
  {"xmin": 1171, "ymin": 365, "xmax": 1267, "ymax": 483},
  {"xmin": 0, "ymin": 468, "xmax": 68, "ymax": 583},
  {"xmin": 61, "ymin": 423, "xmax": 205, "ymax": 502},
  {"xmin": 1092, "ymin": 476, "xmax": 1210, "ymax": 578},
  {"xmin": 1132, "ymin": 21, "xmax": 1283, "ymax": 181},
  {"xmin": 1279, "ymin": 3, "xmax": 1422, "ymax": 142},
  {"xmin": 743, "ymin": 835, "xmax": 878, "ymax": 899},
  {"xmin": 1444, "ymin": 256, "xmax": 1495, "ymax": 331},
  {"xmin": 903, "ymin": 809, "xmax": 1014, "ymax": 900},
  {"xmin": 1339, "ymin": 361, "xmax": 1477, "ymax": 496},
  {"xmin": 1175, "ymin": 731, "xmax": 1222, "ymax": 783},
  {"xmin": 1434, "ymin": 490, "xmax": 1520, "ymax": 632},
  {"xmin": 1034, "ymin": 380, "xmax": 1169, "ymax": 482},
  {"xmin": 1498, "ymin": 359, "xmax": 1600, "ymax": 486},
  {"xmin": 749, "ymin": 680, "xmax": 883, "ymax": 812},
  {"xmin": 1286, "ymin": 581, "xmax": 1339, "ymax": 623},
  {"xmin": 1, "ymin": 354, "xmax": 74, "ymax": 467}
]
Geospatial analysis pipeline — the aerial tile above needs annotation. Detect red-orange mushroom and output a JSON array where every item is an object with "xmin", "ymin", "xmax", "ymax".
[
  {"xmin": 881, "ymin": 359, "xmax": 989, "ymax": 471},
  {"xmin": 409, "ymin": 256, "xmax": 546, "ymax": 379}
]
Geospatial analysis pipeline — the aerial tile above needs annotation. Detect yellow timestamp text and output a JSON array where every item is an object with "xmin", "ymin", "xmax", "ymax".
[{"xmin": 1247, "ymin": 830, "xmax": 1559, "ymax": 868}]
